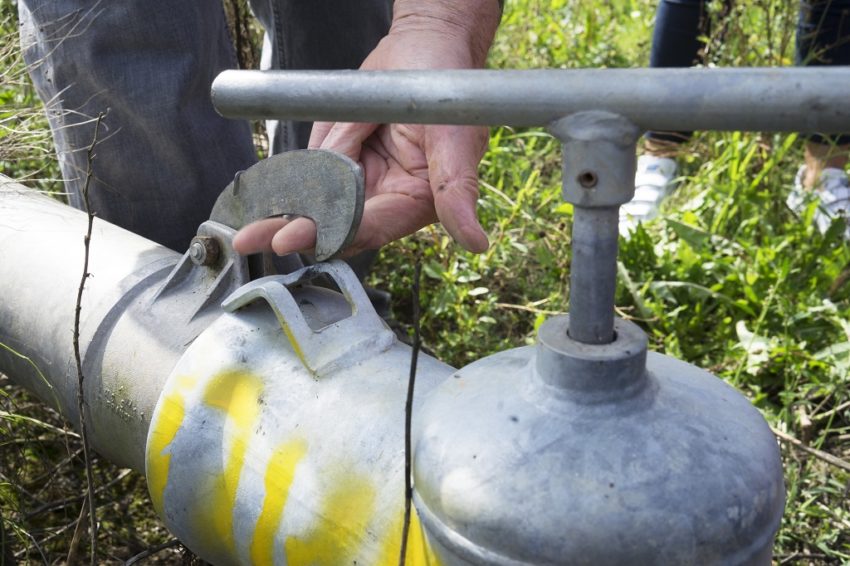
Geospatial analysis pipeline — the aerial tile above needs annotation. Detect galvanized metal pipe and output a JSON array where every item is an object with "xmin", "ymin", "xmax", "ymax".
[
  {"xmin": 212, "ymin": 68, "xmax": 850, "ymax": 132},
  {"xmin": 568, "ymin": 207, "xmax": 619, "ymax": 343},
  {"xmin": 0, "ymin": 177, "xmax": 181, "ymax": 470},
  {"xmin": 0, "ymin": 178, "xmax": 362, "ymax": 472}
]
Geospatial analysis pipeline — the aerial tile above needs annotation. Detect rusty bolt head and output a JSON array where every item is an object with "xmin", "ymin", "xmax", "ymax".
[{"xmin": 188, "ymin": 236, "xmax": 220, "ymax": 266}]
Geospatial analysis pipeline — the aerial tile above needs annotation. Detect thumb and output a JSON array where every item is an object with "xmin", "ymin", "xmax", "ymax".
[{"xmin": 424, "ymin": 125, "xmax": 490, "ymax": 253}]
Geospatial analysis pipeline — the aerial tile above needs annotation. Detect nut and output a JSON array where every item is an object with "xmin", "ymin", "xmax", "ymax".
[{"xmin": 188, "ymin": 236, "xmax": 220, "ymax": 266}]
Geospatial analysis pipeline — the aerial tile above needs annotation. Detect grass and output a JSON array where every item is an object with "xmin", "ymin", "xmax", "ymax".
[{"xmin": 2, "ymin": 0, "xmax": 850, "ymax": 563}]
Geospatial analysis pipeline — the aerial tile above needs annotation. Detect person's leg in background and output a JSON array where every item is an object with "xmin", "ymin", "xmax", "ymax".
[
  {"xmin": 18, "ymin": 1, "xmax": 258, "ymax": 253},
  {"xmin": 790, "ymin": 0, "xmax": 850, "ymax": 238},
  {"xmin": 250, "ymin": 1, "xmax": 392, "ymax": 154},
  {"xmin": 621, "ymin": 0, "xmax": 722, "ymax": 235}
]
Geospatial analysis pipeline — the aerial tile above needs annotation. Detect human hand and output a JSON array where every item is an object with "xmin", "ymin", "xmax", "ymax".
[{"xmin": 232, "ymin": 0, "xmax": 501, "ymax": 258}]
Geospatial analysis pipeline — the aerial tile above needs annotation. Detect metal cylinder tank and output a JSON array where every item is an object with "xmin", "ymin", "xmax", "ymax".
[
  {"xmin": 411, "ymin": 315, "xmax": 786, "ymax": 565},
  {"xmin": 145, "ymin": 263, "xmax": 455, "ymax": 565},
  {"xmin": 0, "ymin": 178, "xmax": 460, "ymax": 564}
]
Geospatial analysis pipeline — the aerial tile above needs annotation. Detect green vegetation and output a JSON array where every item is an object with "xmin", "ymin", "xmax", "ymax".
[
  {"xmin": 379, "ymin": 1, "xmax": 850, "ymax": 562},
  {"xmin": 2, "ymin": 0, "xmax": 849, "ymax": 563}
]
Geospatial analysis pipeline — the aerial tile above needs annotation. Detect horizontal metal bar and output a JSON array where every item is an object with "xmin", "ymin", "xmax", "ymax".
[{"xmin": 212, "ymin": 68, "xmax": 850, "ymax": 133}]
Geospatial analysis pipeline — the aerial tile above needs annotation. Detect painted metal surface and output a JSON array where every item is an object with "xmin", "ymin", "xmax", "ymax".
[
  {"xmin": 145, "ymin": 262, "xmax": 454, "ymax": 565},
  {"xmin": 0, "ymin": 178, "xmax": 456, "ymax": 563},
  {"xmin": 212, "ymin": 67, "xmax": 850, "ymax": 132}
]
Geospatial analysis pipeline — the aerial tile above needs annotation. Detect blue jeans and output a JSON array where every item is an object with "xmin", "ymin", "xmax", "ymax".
[
  {"xmin": 648, "ymin": 0, "xmax": 850, "ymax": 145},
  {"xmin": 19, "ymin": 1, "xmax": 391, "ymax": 253}
]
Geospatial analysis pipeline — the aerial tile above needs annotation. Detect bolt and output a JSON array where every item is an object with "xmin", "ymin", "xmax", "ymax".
[
  {"xmin": 188, "ymin": 236, "xmax": 220, "ymax": 266},
  {"xmin": 577, "ymin": 170, "xmax": 598, "ymax": 188}
]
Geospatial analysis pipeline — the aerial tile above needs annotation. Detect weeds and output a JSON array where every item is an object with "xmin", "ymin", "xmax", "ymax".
[
  {"xmin": 377, "ymin": 0, "xmax": 850, "ymax": 561},
  {"xmin": 1, "ymin": 0, "xmax": 849, "ymax": 563},
  {"xmin": 0, "ymin": 8, "xmax": 60, "ymax": 193}
]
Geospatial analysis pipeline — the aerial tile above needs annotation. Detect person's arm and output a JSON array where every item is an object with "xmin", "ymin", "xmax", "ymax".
[
  {"xmin": 233, "ymin": 0, "xmax": 502, "ymax": 257},
  {"xmin": 388, "ymin": 0, "xmax": 501, "ymax": 68}
]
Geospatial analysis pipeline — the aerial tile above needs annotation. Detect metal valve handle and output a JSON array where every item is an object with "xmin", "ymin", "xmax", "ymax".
[
  {"xmin": 212, "ymin": 68, "xmax": 850, "ymax": 133},
  {"xmin": 212, "ymin": 67, "xmax": 850, "ymax": 345}
]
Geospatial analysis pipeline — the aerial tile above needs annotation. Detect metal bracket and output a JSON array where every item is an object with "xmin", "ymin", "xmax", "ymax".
[
  {"xmin": 549, "ymin": 111, "xmax": 641, "ymax": 208},
  {"xmin": 153, "ymin": 221, "xmax": 250, "ymax": 323},
  {"xmin": 221, "ymin": 260, "xmax": 394, "ymax": 376}
]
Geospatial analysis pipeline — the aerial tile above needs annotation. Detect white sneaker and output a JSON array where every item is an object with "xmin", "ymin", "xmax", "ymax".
[
  {"xmin": 619, "ymin": 155, "xmax": 678, "ymax": 237},
  {"xmin": 787, "ymin": 166, "xmax": 850, "ymax": 240}
]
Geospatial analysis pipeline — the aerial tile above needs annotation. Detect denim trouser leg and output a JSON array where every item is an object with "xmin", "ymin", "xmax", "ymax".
[
  {"xmin": 18, "ymin": 1, "xmax": 258, "ymax": 252},
  {"xmin": 647, "ymin": 0, "xmax": 728, "ymax": 144},
  {"xmin": 797, "ymin": 0, "xmax": 850, "ymax": 146},
  {"xmin": 647, "ymin": 0, "xmax": 850, "ymax": 147},
  {"xmin": 19, "ymin": 1, "xmax": 391, "ymax": 254},
  {"xmin": 650, "ymin": 0, "xmax": 712, "ymax": 70},
  {"xmin": 250, "ymin": 0, "xmax": 392, "ymax": 153}
]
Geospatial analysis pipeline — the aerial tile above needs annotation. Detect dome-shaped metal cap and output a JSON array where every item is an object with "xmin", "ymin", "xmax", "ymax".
[{"xmin": 412, "ymin": 315, "xmax": 785, "ymax": 565}]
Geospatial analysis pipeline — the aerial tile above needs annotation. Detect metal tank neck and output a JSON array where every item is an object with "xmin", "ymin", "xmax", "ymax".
[
  {"xmin": 526, "ymin": 111, "xmax": 648, "ymax": 399},
  {"xmin": 534, "ymin": 315, "xmax": 648, "ymax": 403}
]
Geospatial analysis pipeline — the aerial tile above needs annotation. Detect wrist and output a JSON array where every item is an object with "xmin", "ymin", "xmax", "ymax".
[{"xmin": 391, "ymin": 0, "xmax": 501, "ymax": 67}]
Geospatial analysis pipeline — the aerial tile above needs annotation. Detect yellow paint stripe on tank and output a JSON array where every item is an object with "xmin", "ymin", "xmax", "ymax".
[
  {"xmin": 147, "ymin": 374, "xmax": 199, "ymax": 514},
  {"xmin": 250, "ymin": 439, "xmax": 308, "ymax": 566},
  {"xmin": 273, "ymin": 314, "xmax": 309, "ymax": 373},
  {"xmin": 192, "ymin": 369, "xmax": 265, "ymax": 556},
  {"xmin": 284, "ymin": 471, "xmax": 377, "ymax": 564},
  {"xmin": 377, "ymin": 508, "xmax": 443, "ymax": 566}
]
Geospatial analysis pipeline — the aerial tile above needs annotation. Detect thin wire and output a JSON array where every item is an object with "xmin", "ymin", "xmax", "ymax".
[{"xmin": 398, "ymin": 259, "xmax": 422, "ymax": 566}]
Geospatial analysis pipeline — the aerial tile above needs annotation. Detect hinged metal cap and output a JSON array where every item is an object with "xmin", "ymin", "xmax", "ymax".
[{"xmin": 210, "ymin": 149, "xmax": 364, "ymax": 261}]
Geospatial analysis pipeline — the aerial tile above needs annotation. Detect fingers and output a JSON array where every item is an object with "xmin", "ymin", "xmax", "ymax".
[
  {"xmin": 312, "ymin": 121, "xmax": 380, "ymax": 160},
  {"xmin": 232, "ymin": 216, "xmax": 318, "ymax": 257},
  {"xmin": 270, "ymin": 217, "xmax": 316, "ymax": 256},
  {"xmin": 235, "ymin": 191, "xmax": 436, "ymax": 259},
  {"xmin": 232, "ymin": 217, "xmax": 289, "ymax": 254},
  {"xmin": 425, "ymin": 125, "xmax": 490, "ymax": 253},
  {"xmin": 307, "ymin": 121, "xmax": 334, "ymax": 149}
]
